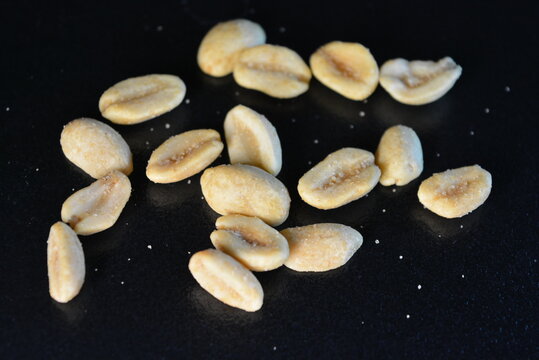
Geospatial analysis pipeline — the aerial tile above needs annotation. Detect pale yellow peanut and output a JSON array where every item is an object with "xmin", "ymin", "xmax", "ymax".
[
  {"xmin": 224, "ymin": 105, "xmax": 282, "ymax": 175},
  {"xmin": 200, "ymin": 164, "xmax": 290, "ymax": 226},
  {"xmin": 418, "ymin": 165, "xmax": 492, "ymax": 218},
  {"xmin": 310, "ymin": 41, "xmax": 379, "ymax": 100},
  {"xmin": 233, "ymin": 44, "xmax": 312, "ymax": 98},
  {"xmin": 197, "ymin": 19, "xmax": 266, "ymax": 77},
  {"xmin": 188, "ymin": 249, "xmax": 263, "ymax": 312},
  {"xmin": 298, "ymin": 148, "xmax": 380, "ymax": 209},
  {"xmin": 376, "ymin": 125, "xmax": 423, "ymax": 186},
  {"xmin": 60, "ymin": 118, "xmax": 133, "ymax": 179},
  {"xmin": 61, "ymin": 171, "xmax": 131, "ymax": 235},
  {"xmin": 211, "ymin": 215, "xmax": 289, "ymax": 271},
  {"xmin": 379, "ymin": 57, "xmax": 462, "ymax": 105},
  {"xmin": 281, "ymin": 223, "xmax": 363, "ymax": 272},
  {"xmin": 47, "ymin": 222, "xmax": 85, "ymax": 303},
  {"xmin": 99, "ymin": 74, "xmax": 186, "ymax": 124},
  {"xmin": 146, "ymin": 129, "xmax": 223, "ymax": 183}
]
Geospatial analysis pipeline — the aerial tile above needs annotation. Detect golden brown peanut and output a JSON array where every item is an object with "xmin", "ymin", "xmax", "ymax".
[
  {"xmin": 188, "ymin": 249, "xmax": 263, "ymax": 312},
  {"xmin": 375, "ymin": 125, "xmax": 423, "ymax": 186},
  {"xmin": 224, "ymin": 105, "xmax": 282, "ymax": 175},
  {"xmin": 47, "ymin": 222, "xmax": 85, "ymax": 303},
  {"xmin": 60, "ymin": 118, "xmax": 133, "ymax": 179},
  {"xmin": 281, "ymin": 223, "xmax": 363, "ymax": 272},
  {"xmin": 297, "ymin": 148, "xmax": 380, "ymax": 209},
  {"xmin": 211, "ymin": 215, "xmax": 289, "ymax": 271},
  {"xmin": 197, "ymin": 19, "xmax": 266, "ymax": 77},
  {"xmin": 99, "ymin": 74, "xmax": 186, "ymax": 124},
  {"xmin": 200, "ymin": 164, "xmax": 290, "ymax": 226},
  {"xmin": 310, "ymin": 41, "xmax": 379, "ymax": 100},
  {"xmin": 146, "ymin": 129, "xmax": 223, "ymax": 183},
  {"xmin": 379, "ymin": 57, "xmax": 462, "ymax": 105},
  {"xmin": 61, "ymin": 171, "xmax": 131, "ymax": 235},
  {"xmin": 233, "ymin": 44, "xmax": 312, "ymax": 98},
  {"xmin": 418, "ymin": 165, "xmax": 492, "ymax": 218}
]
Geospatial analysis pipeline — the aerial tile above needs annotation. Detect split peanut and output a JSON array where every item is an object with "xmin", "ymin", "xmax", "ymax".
[
  {"xmin": 99, "ymin": 74, "xmax": 186, "ymax": 124},
  {"xmin": 60, "ymin": 118, "xmax": 133, "ymax": 179},
  {"xmin": 298, "ymin": 148, "xmax": 381, "ymax": 209},
  {"xmin": 201, "ymin": 164, "xmax": 291, "ymax": 226},
  {"xmin": 211, "ymin": 215, "xmax": 289, "ymax": 271},
  {"xmin": 281, "ymin": 223, "xmax": 363, "ymax": 272},
  {"xmin": 418, "ymin": 165, "xmax": 492, "ymax": 218},
  {"xmin": 61, "ymin": 171, "xmax": 131, "ymax": 235},
  {"xmin": 224, "ymin": 105, "xmax": 282, "ymax": 175},
  {"xmin": 188, "ymin": 249, "xmax": 263, "ymax": 312},
  {"xmin": 146, "ymin": 129, "xmax": 223, "ymax": 183},
  {"xmin": 198, "ymin": 19, "xmax": 266, "ymax": 77}
]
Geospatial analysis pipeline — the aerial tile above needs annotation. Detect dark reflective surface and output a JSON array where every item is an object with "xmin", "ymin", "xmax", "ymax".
[{"xmin": 1, "ymin": 0, "xmax": 537, "ymax": 358}]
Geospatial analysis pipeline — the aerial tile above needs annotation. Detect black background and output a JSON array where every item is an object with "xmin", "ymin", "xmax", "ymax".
[{"xmin": 1, "ymin": 0, "xmax": 538, "ymax": 358}]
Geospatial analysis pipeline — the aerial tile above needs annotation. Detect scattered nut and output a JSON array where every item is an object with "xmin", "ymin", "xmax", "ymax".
[
  {"xmin": 310, "ymin": 41, "xmax": 379, "ymax": 100},
  {"xmin": 211, "ymin": 215, "xmax": 289, "ymax": 271},
  {"xmin": 197, "ymin": 19, "xmax": 266, "ymax": 77},
  {"xmin": 146, "ymin": 129, "xmax": 223, "ymax": 183},
  {"xmin": 375, "ymin": 125, "xmax": 423, "ymax": 186},
  {"xmin": 281, "ymin": 223, "xmax": 363, "ymax": 272},
  {"xmin": 60, "ymin": 118, "xmax": 133, "ymax": 178},
  {"xmin": 224, "ymin": 105, "xmax": 282, "ymax": 175},
  {"xmin": 418, "ymin": 165, "xmax": 492, "ymax": 218},
  {"xmin": 99, "ymin": 74, "xmax": 186, "ymax": 124},
  {"xmin": 201, "ymin": 164, "xmax": 291, "ymax": 226},
  {"xmin": 188, "ymin": 249, "xmax": 263, "ymax": 312},
  {"xmin": 298, "ymin": 148, "xmax": 380, "ymax": 209},
  {"xmin": 379, "ymin": 57, "xmax": 462, "ymax": 105},
  {"xmin": 47, "ymin": 222, "xmax": 85, "ymax": 303},
  {"xmin": 61, "ymin": 171, "xmax": 131, "ymax": 235},
  {"xmin": 233, "ymin": 44, "xmax": 312, "ymax": 98}
]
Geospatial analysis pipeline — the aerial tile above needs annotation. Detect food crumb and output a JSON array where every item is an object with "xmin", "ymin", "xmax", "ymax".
[
  {"xmin": 484, "ymin": 107, "xmax": 490, "ymax": 114},
  {"xmin": 165, "ymin": 123, "xmax": 170, "ymax": 129},
  {"xmin": 375, "ymin": 239, "xmax": 380, "ymax": 244},
  {"xmin": 185, "ymin": 98, "xmax": 190, "ymax": 104},
  {"xmin": 359, "ymin": 111, "xmax": 366, "ymax": 117},
  {"xmin": 147, "ymin": 245, "xmax": 152, "ymax": 250}
]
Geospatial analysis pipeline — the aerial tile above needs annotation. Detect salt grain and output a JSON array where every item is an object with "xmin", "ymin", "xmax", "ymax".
[
  {"xmin": 399, "ymin": 255, "xmax": 403, "ymax": 260},
  {"xmin": 470, "ymin": 130, "xmax": 475, "ymax": 136},
  {"xmin": 484, "ymin": 108, "xmax": 490, "ymax": 114},
  {"xmin": 121, "ymin": 281, "xmax": 124, "ymax": 285},
  {"xmin": 279, "ymin": 26, "xmax": 286, "ymax": 33},
  {"xmin": 504, "ymin": 86, "xmax": 511, "ymax": 92},
  {"xmin": 359, "ymin": 111, "xmax": 365, "ymax": 117},
  {"xmin": 436, "ymin": 152, "xmax": 440, "ymax": 157},
  {"xmin": 392, "ymin": 188, "xmax": 396, "ymax": 193},
  {"xmin": 273, "ymin": 346, "xmax": 277, "ymax": 351},
  {"xmin": 201, "ymin": 196, "xmax": 204, "ymax": 200},
  {"xmin": 313, "ymin": 139, "xmax": 319, "ymax": 144},
  {"xmin": 406, "ymin": 314, "xmax": 410, "ymax": 319},
  {"xmin": 382, "ymin": 209, "xmax": 386, "ymax": 213},
  {"xmin": 147, "ymin": 245, "xmax": 152, "ymax": 250},
  {"xmin": 375, "ymin": 239, "xmax": 380, "ymax": 244},
  {"xmin": 308, "ymin": 161, "xmax": 312, "ymax": 165},
  {"xmin": 417, "ymin": 285, "xmax": 422, "ymax": 290},
  {"xmin": 5, "ymin": 107, "xmax": 10, "ymax": 111},
  {"xmin": 150, "ymin": 127, "xmax": 154, "ymax": 132},
  {"xmin": 165, "ymin": 123, "xmax": 170, "ymax": 129},
  {"xmin": 460, "ymin": 225, "xmax": 464, "ymax": 229},
  {"xmin": 349, "ymin": 124, "xmax": 354, "ymax": 129},
  {"xmin": 187, "ymin": 179, "xmax": 191, "ymax": 184},
  {"xmin": 95, "ymin": 268, "xmax": 98, "ymax": 272},
  {"xmin": 291, "ymin": 118, "xmax": 296, "ymax": 123},
  {"xmin": 128, "ymin": 258, "xmax": 131, "ymax": 261},
  {"xmin": 185, "ymin": 99, "xmax": 190, "ymax": 104},
  {"xmin": 461, "ymin": 274, "xmax": 465, "ymax": 278},
  {"xmin": 156, "ymin": 25, "xmax": 163, "ymax": 32}
]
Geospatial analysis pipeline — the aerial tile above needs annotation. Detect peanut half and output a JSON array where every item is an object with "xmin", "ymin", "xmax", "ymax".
[
  {"xmin": 224, "ymin": 105, "xmax": 282, "ymax": 175},
  {"xmin": 99, "ymin": 74, "xmax": 186, "ymax": 124},
  {"xmin": 310, "ymin": 41, "xmax": 379, "ymax": 100},
  {"xmin": 298, "ymin": 148, "xmax": 381, "ymax": 209},
  {"xmin": 379, "ymin": 57, "xmax": 462, "ymax": 105},
  {"xmin": 233, "ymin": 44, "xmax": 312, "ymax": 98},
  {"xmin": 60, "ymin": 118, "xmax": 133, "ymax": 179},
  {"xmin": 201, "ymin": 164, "xmax": 291, "ymax": 226},
  {"xmin": 188, "ymin": 249, "xmax": 263, "ymax": 312},
  {"xmin": 211, "ymin": 215, "xmax": 289, "ymax": 271},
  {"xmin": 375, "ymin": 125, "xmax": 423, "ymax": 186},
  {"xmin": 61, "ymin": 171, "xmax": 131, "ymax": 235},
  {"xmin": 47, "ymin": 222, "xmax": 85, "ymax": 303},
  {"xmin": 197, "ymin": 19, "xmax": 266, "ymax": 77},
  {"xmin": 281, "ymin": 223, "xmax": 363, "ymax": 272},
  {"xmin": 146, "ymin": 129, "xmax": 223, "ymax": 183},
  {"xmin": 418, "ymin": 165, "xmax": 492, "ymax": 218}
]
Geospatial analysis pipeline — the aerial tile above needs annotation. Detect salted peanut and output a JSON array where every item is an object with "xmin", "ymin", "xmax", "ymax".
[
  {"xmin": 61, "ymin": 171, "xmax": 131, "ymax": 235},
  {"xmin": 233, "ymin": 44, "xmax": 312, "ymax": 98},
  {"xmin": 298, "ymin": 148, "xmax": 380, "ymax": 209},
  {"xmin": 60, "ymin": 118, "xmax": 133, "ymax": 178},
  {"xmin": 47, "ymin": 222, "xmax": 85, "ymax": 303},
  {"xmin": 281, "ymin": 223, "xmax": 362, "ymax": 272},
  {"xmin": 418, "ymin": 165, "xmax": 492, "ymax": 218},
  {"xmin": 379, "ymin": 57, "xmax": 462, "ymax": 105},
  {"xmin": 310, "ymin": 41, "xmax": 379, "ymax": 100},
  {"xmin": 211, "ymin": 215, "xmax": 289, "ymax": 271},
  {"xmin": 224, "ymin": 105, "xmax": 282, "ymax": 175},
  {"xmin": 189, "ymin": 249, "xmax": 263, "ymax": 312},
  {"xmin": 201, "ymin": 164, "xmax": 290, "ymax": 226},
  {"xmin": 99, "ymin": 74, "xmax": 186, "ymax": 124},
  {"xmin": 197, "ymin": 19, "xmax": 266, "ymax": 77},
  {"xmin": 146, "ymin": 129, "xmax": 223, "ymax": 183},
  {"xmin": 375, "ymin": 125, "xmax": 423, "ymax": 186}
]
